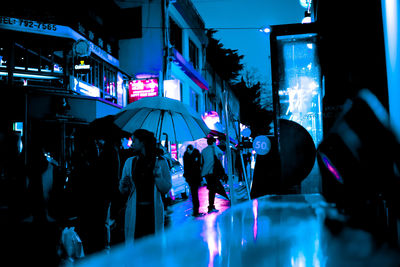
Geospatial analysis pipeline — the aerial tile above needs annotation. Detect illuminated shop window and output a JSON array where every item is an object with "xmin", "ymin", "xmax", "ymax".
[
  {"xmin": 275, "ymin": 33, "xmax": 323, "ymax": 145},
  {"xmin": 73, "ymin": 55, "xmax": 118, "ymax": 104}
]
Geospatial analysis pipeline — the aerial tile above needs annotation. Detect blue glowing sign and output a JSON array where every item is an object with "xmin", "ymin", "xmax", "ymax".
[{"xmin": 253, "ymin": 135, "xmax": 271, "ymax": 155}]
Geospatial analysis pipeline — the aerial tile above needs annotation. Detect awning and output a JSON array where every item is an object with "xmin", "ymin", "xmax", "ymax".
[{"xmin": 172, "ymin": 49, "xmax": 209, "ymax": 91}]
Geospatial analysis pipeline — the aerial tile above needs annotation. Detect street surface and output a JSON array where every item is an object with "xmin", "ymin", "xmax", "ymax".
[
  {"xmin": 164, "ymin": 185, "xmax": 233, "ymax": 228},
  {"xmin": 77, "ymin": 193, "xmax": 400, "ymax": 267}
]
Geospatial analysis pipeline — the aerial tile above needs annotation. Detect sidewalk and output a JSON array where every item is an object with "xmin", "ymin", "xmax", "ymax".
[
  {"xmin": 77, "ymin": 193, "xmax": 400, "ymax": 267},
  {"xmin": 165, "ymin": 178, "xmax": 251, "ymax": 229}
]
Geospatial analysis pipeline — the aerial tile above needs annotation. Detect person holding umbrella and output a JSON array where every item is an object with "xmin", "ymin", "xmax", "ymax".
[{"xmin": 119, "ymin": 129, "xmax": 171, "ymax": 243}]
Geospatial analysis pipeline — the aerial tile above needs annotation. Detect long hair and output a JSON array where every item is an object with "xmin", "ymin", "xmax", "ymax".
[{"xmin": 133, "ymin": 129, "xmax": 157, "ymax": 167}]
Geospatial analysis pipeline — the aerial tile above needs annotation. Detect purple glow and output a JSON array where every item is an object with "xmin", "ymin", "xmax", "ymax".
[
  {"xmin": 252, "ymin": 199, "xmax": 258, "ymax": 241},
  {"xmin": 128, "ymin": 79, "xmax": 159, "ymax": 103},
  {"xmin": 320, "ymin": 153, "xmax": 343, "ymax": 183},
  {"xmin": 203, "ymin": 214, "xmax": 219, "ymax": 267}
]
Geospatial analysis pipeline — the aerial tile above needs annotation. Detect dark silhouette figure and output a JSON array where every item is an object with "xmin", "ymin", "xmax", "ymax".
[
  {"xmin": 74, "ymin": 128, "xmax": 121, "ymax": 255},
  {"xmin": 2, "ymin": 129, "xmax": 61, "ymax": 266},
  {"xmin": 183, "ymin": 144, "xmax": 203, "ymax": 216},
  {"xmin": 201, "ymin": 136, "xmax": 224, "ymax": 213}
]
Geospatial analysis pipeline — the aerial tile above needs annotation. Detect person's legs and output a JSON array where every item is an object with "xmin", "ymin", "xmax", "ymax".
[
  {"xmin": 206, "ymin": 174, "xmax": 218, "ymax": 213},
  {"xmin": 190, "ymin": 183, "xmax": 200, "ymax": 214}
]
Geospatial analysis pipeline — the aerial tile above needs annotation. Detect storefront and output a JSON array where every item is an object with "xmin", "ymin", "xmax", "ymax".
[{"xmin": 0, "ymin": 15, "xmax": 131, "ymax": 174}]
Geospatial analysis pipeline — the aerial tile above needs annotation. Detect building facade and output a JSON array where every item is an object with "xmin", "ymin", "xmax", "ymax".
[
  {"xmin": 116, "ymin": 0, "xmax": 240, "ymax": 156},
  {"xmin": 0, "ymin": 0, "xmax": 132, "ymax": 168},
  {"xmin": 0, "ymin": 0, "xmax": 241, "ymax": 168}
]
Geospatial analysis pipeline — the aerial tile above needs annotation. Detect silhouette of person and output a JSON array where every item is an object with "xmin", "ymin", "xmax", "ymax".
[
  {"xmin": 119, "ymin": 129, "xmax": 171, "ymax": 244},
  {"xmin": 201, "ymin": 136, "xmax": 223, "ymax": 213},
  {"xmin": 3, "ymin": 129, "xmax": 61, "ymax": 266},
  {"xmin": 183, "ymin": 144, "xmax": 204, "ymax": 216},
  {"xmin": 77, "ymin": 130, "xmax": 120, "ymax": 255}
]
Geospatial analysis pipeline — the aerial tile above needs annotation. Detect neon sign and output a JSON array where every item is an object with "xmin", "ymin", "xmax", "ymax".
[
  {"xmin": 128, "ymin": 79, "xmax": 158, "ymax": 103},
  {"xmin": 170, "ymin": 144, "xmax": 177, "ymax": 160}
]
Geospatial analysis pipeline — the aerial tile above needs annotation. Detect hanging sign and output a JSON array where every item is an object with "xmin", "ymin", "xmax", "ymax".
[{"xmin": 128, "ymin": 79, "xmax": 159, "ymax": 103}]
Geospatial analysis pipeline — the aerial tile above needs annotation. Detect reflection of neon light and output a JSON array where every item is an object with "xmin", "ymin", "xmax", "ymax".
[
  {"xmin": 291, "ymin": 251, "xmax": 306, "ymax": 267},
  {"xmin": 252, "ymin": 199, "xmax": 258, "ymax": 241},
  {"xmin": 313, "ymin": 232, "xmax": 322, "ymax": 267},
  {"xmin": 203, "ymin": 214, "xmax": 220, "ymax": 267},
  {"xmin": 320, "ymin": 153, "xmax": 343, "ymax": 183}
]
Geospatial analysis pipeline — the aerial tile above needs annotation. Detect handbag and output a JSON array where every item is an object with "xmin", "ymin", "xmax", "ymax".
[
  {"xmin": 212, "ymin": 147, "xmax": 227, "ymax": 182},
  {"xmin": 61, "ymin": 227, "xmax": 85, "ymax": 259}
]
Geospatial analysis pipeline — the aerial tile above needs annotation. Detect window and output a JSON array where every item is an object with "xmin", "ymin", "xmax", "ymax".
[
  {"xmin": 1, "ymin": 41, "xmax": 64, "ymax": 88},
  {"xmin": 189, "ymin": 39, "xmax": 199, "ymax": 70},
  {"xmin": 103, "ymin": 65, "xmax": 117, "ymax": 103},
  {"xmin": 169, "ymin": 18, "xmax": 182, "ymax": 54},
  {"xmin": 0, "ymin": 43, "xmax": 7, "ymax": 84},
  {"xmin": 73, "ymin": 55, "xmax": 118, "ymax": 104},
  {"xmin": 190, "ymin": 88, "xmax": 199, "ymax": 112}
]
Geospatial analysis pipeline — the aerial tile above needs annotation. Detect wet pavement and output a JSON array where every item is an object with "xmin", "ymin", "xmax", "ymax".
[
  {"xmin": 75, "ymin": 187, "xmax": 400, "ymax": 267},
  {"xmin": 165, "ymin": 184, "xmax": 232, "ymax": 228}
]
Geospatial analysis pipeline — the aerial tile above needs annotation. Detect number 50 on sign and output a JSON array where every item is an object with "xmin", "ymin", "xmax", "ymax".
[{"xmin": 253, "ymin": 135, "xmax": 271, "ymax": 155}]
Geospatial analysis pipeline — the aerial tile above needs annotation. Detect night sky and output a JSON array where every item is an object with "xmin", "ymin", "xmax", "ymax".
[{"xmin": 193, "ymin": 0, "xmax": 305, "ymax": 84}]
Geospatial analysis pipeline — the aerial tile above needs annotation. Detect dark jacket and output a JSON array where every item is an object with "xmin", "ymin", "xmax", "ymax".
[{"xmin": 183, "ymin": 148, "xmax": 202, "ymax": 185}]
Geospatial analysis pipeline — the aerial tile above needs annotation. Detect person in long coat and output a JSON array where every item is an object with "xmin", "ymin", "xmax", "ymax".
[
  {"xmin": 119, "ymin": 129, "xmax": 171, "ymax": 244},
  {"xmin": 183, "ymin": 144, "xmax": 203, "ymax": 216}
]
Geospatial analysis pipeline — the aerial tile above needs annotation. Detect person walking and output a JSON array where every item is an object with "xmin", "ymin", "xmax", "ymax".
[
  {"xmin": 119, "ymin": 129, "xmax": 171, "ymax": 244},
  {"xmin": 77, "ymin": 133, "xmax": 120, "ymax": 255},
  {"xmin": 183, "ymin": 144, "xmax": 204, "ymax": 217},
  {"xmin": 201, "ymin": 136, "xmax": 224, "ymax": 213}
]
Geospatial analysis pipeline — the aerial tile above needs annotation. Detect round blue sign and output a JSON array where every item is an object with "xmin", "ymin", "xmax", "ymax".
[{"xmin": 253, "ymin": 135, "xmax": 271, "ymax": 155}]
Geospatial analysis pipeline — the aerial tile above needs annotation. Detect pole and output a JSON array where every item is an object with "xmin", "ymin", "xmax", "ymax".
[
  {"xmin": 161, "ymin": 0, "xmax": 170, "ymax": 97},
  {"xmin": 223, "ymin": 88, "xmax": 235, "ymax": 205},
  {"xmin": 240, "ymin": 152, "xmax": 251, "ymax": 200}
]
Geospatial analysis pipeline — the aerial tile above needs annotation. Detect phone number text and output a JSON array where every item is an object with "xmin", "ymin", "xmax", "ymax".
[{"xmin": 0, "ymin": 16, "xmax": 57, "ymax": 31}]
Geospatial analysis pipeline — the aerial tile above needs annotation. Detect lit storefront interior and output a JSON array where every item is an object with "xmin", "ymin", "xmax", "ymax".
[{"xmin": 274, "ymin": 32, "xmax": 323, "ymax": 146}]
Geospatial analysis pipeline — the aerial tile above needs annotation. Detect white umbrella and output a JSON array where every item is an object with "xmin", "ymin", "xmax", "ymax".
[{"xmin": 114, "ymin": 96, "xmax": 210, "ymax": 143}]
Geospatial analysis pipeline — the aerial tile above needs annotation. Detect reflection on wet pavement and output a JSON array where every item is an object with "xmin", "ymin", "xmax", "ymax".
[{"xmin": 76, "ymin": 194, "xmax": 400, "ymax": 267}]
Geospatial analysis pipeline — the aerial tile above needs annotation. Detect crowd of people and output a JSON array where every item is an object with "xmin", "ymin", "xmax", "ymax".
[{"xmin": 1, "ymin": 122, "xmax": 230, "ymax": 266}]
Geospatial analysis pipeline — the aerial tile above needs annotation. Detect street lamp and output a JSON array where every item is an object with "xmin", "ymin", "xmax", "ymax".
[{"xmin": 259, "ymin": 26, "xmax": 271, "ymax": 34}]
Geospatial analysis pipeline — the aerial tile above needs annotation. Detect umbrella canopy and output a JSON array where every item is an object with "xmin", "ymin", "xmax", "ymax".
[
  {"xmin": 89, "ymin": 115, "xmax": 131, "ymax": 141},
  {"xmin": 113, "ymin": 97, "xmax": 210, "ymax": 143}
]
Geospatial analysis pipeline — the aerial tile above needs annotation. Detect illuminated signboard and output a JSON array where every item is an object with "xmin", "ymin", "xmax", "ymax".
[
  {"xmin": 163, "ymin": 79, "xmax": 181, "ymax": 101},
  {"xmin": 128, "ymin": 79, "xmax": 158, "ymax": 103},
  {"xmin": 70, "ymin": 77, "xmax": 100, "ymax": 97},
  {"xmin": 170, "ymin": 144, "xmax": 177, "ymax": 160},
  {"xmin": 74, "ymin": 60, "xmax": 91, "ymax": 73},
  {"xmin": 0, "ymin": 16, "xmax": 119, "ymax": 67}
]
